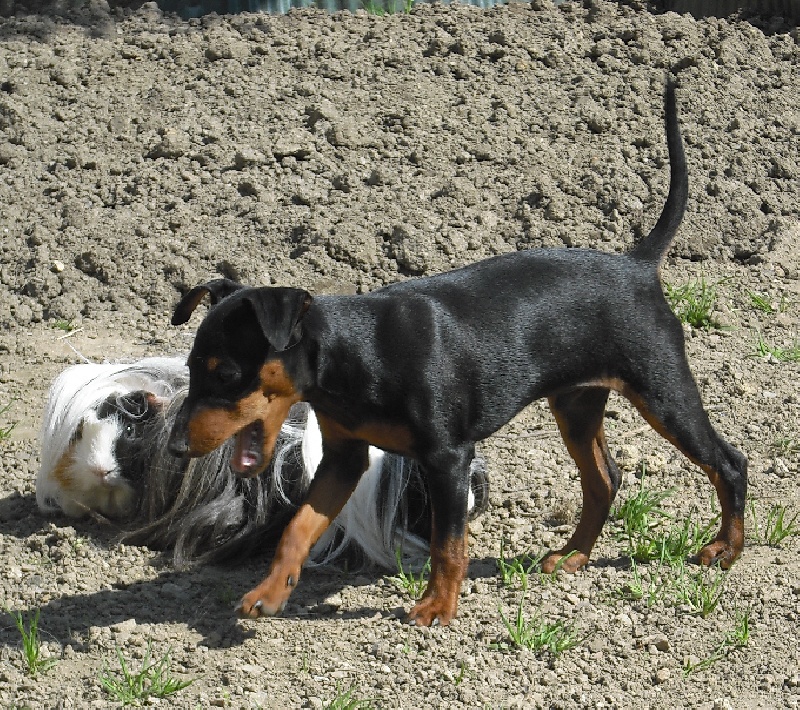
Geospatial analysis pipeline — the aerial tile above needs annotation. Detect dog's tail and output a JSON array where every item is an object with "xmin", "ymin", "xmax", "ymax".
[{"xmin": 629, "ymin": 75, "xmax": 688, "ymax": 266}]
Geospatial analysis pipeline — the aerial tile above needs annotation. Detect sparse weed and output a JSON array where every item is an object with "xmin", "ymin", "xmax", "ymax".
[
  {"xmin": 771, "ymin": 435, "xmax": 800, "ymax": 455},
  {"xmin": 614, "ymin": 471, "xmax": 718, "ymax": 566},
  {"xmin": 0, "ymin": 401, "xmax": 17, "ymax": 443},
  {"xmin": 216, "ymin": 583, "xmax": 238, "ymax": 607},
  {"xmin": 749, "ymin": 291, "xmax": 791, "ymax": 314},
  {"xmin": 749, "ymin": 292, "xmax": 777, "ymax": 314},
  {"xmin": 749, "ymin": 499, "xmax": 799, "ymax": 547},
  {"xmin": 7, "ymin": 607, "xmax": 57, "ymax": 677},
  {"xmin": 99, "ymin": 642, "xmax": 195, "ymax": 705},
  {"xmin": 325, "ymin": 684, "xmax": 374, "ymax": 709},
  {"xmin": 497, "ymin": 539, "xmax": 542, "ymax": 589},
  {"xmin": 498, "ymin": 598, "xmax": 581, "ymax": 655},
  {"xmin": 362, "ymin": 0, "xmax": 413, "ymax": 14},
  {"xmin": 675, "ymin": 565, "xmax": 726, "ymax": 618},
  {"xmin": 683, "ymin": 610, "xmax": 750, "ymax": 675},
  {"xmin": 613, "ymin": 473, "xmax": 672, "ymax": 553},
  {"xmin": 665, "ymin": 277, "xmax": 720, "ymax": 329},
  {"xmin": 53, "ymin": 318, "xmax": 74, "ymax": 332},
  {"xmin": 752, "ymin": 334, "xmax": 800, "ymax": 362},
  {"xmin": 390, "ymin": 549, "xmax": 430, "ymax": 600},
  {"xmin": 763, "ymin": 504, "xmax": 800, "ymax": 545},
  {"xmin": 615, "ymin": 559, "xmax": 673, "ymax": 607},
  {"xmin": 616, "ymin": 558, "xmax": 728, "ymax": 617},
  {"xmin": 650, "ymin": 516, "xmax": 718, "ymax": 565}
]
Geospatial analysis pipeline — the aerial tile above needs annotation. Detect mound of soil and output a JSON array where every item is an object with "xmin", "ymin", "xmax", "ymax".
[{"xmin": 0, "ymin": 1, "xmax": 798, "ymax": 708}]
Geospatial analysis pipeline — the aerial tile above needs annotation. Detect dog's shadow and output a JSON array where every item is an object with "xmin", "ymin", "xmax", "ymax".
[
  {"xmin": 1, "ymin": 492, "xmax": 623, "ymax": 648},
  {"xmin": 0, "ymin": 491, "xmax": 504, "ymax": 649}
]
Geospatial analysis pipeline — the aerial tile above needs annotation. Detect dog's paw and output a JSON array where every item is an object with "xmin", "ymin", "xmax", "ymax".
[
  {"xmin": 540, "ymin": 550, "xmax": 589, "ymax": 574},
  {"xmin": 236, "ymin": 572, "xmax": 299, "ymax": 619},
  {"xmin": 697, "ymin": 540, "xmax": 741, "ymax": 570},
  {"xmin": 236, "ymin": 592, "xmax": 286, "ymax": 619},
  {"xmin": 406, "ymin": 597, "xmax": 457, "ymax": 627}
]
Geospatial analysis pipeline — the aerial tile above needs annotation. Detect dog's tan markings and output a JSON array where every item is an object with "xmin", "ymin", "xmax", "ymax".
[
  {"xmin": 620, "ymin": 386, "xmax": 744, "ymax": 568},
  {"xmin": 186, "ymin": 405, "xmax": 245, "ymax": 457},
  {"xmin": 578, "ymin": 378, "xmax": 744, "ymax": 569},
  {"xmin": 237, "ymin": 464, "xmax": 361, "ymax": 618},
  {"xmin": 542, "ymin": 390, "xmax": 615, "ymax": 574},
  {"xmin": 259, "ymin": 360, "xmax": 299, "ymax": 398},
  {"xmin": 407, "ymin": 528, "xmax": 469, "ymax": 626},
  {"xmin": 184, "ymin": 359, "xmax": 302, "ymax": 467},
  {"xmin": 256, "ymin": 359, "xmax": 303, "ymax": 472},
  {"xmin": 205, "ymin": 356, "xmax": 221, "ymax": 374},
  {"xmin": 316, "ymin": 414, "xmax": 416, "ymax": 457}
]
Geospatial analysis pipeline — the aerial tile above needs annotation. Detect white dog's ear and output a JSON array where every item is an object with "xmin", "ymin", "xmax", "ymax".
[{"xmin": 171, "ymin": 279, "xmax": 244, "ymax": 325}]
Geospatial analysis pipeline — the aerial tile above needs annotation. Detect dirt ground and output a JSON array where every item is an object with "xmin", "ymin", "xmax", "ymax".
[{"xmin": 0, "ymin": 1, "xmax": 799, "ymax": 708}]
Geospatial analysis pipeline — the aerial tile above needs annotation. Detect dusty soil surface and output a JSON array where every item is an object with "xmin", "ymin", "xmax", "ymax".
[{"xmin": 1, "ymin": 1, "xmax": 799, "ymax": 708}]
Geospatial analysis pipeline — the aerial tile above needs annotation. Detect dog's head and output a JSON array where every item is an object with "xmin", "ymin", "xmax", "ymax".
[{"xmin": 168, "ymin": 280, "xmax": 312, "ymax": 478}]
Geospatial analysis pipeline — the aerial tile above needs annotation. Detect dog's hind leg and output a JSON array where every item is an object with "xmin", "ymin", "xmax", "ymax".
[
  {"xmin": 618, "ymin": 347, "xmax": 747, "ymax": 569},
  {"xmin": 542, "ymin": 387, "xmax": 621, "ymax": 574}
]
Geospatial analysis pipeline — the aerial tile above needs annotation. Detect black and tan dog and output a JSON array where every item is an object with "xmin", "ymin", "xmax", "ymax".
[{"xmin": 168, "ymin": 78, "xmax": 747, "ymax": 627}]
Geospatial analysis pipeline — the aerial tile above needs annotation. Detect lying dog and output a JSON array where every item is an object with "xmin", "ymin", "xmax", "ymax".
[
  {"xmin": 37, "ymin": 358, "xmax": 488, "ymax": 568},
  {"xmin": 168, "ymin": 77, "xmax": 747, "ymax": 626}
]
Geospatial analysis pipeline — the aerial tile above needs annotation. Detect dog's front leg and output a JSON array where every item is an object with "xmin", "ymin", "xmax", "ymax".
[
  {"xmin": 406, "ymin": 449, "xmax": 473, "ymax": 627},
  {"xmin": 237, "ymin": 439, "xmax": 369, "ymax": 619}
]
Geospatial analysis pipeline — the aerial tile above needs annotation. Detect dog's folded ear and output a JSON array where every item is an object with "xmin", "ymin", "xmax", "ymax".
[
  {"xmin": 171, "ymin": 279, "xmax": 244, "ymax": 325},
  {"xmin": 244, "ymin": 287, "xmax": 313, "ymax": 352}
]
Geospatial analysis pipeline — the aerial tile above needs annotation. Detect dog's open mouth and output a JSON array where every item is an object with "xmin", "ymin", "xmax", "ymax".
[{"xmin": 231, "ymin": 420, "xmax": 265, "ymax": 476}]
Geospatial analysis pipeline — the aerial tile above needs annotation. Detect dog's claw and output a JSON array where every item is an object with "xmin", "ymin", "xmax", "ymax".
[
  {"xmin": 540, "ymin": 550, "xmax": 589, "ymax": 575},
  {"xmin": 697, "ymin": 540, "xmax": 740, "ymax": 570}
]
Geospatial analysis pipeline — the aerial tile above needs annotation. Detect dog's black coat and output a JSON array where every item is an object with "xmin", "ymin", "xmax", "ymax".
[{"xmin": 169, "ymin": 78, "xmax": 747, "ymax": 626}]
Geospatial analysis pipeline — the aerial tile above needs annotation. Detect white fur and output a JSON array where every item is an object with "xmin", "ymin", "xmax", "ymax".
[
  {"xmin": 37, "ymin": 357, "xmax": 479, "ymax": 567},
  {"xmin": 37, "ymin": 357, "xmax": 186, "ymax": 519}
]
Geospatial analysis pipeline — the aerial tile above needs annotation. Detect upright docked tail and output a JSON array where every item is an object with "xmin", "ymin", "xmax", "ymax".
[{"xmin": 629, "ymin": 75, "xmax": 689, "ymax": 266}]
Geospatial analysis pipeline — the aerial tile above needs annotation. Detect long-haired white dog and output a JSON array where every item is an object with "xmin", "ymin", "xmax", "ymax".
[{"xmin": 37, "ymin": 357, "xmax": 489, "ymax": 568}]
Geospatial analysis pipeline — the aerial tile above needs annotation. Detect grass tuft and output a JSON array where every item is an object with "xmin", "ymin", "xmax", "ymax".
[
  {"xmin": 0, "ymin": 401, "xmax": 17, "ymax": 443},
  {"xmin": 613, "ymin": 470, "xmax": 717, "ymax": 566},
  {"xmin": 389, "ymin": 548, "xmax": 430, "ymax": 600},
  {"xmin": 361, "ymin": 0, "xmax": 413, "ymax": 14},
  {"xmin": 7, "ymin": 607, "xmax": 57, "ymax": 677},
  {"xmin": 497, "ymin": 539, "xmax": 543, "ymax": 590},
  {"xmin": 675, "ymin": 565, "xmax": 727, "ymax": 617},
  {"xmin": 683, "ymin": 611, "xmax": 750, "ymax": 675},
  {"xmin": 99, "ymin": 642, "xmax": 195, "ymax": 705},
  {"xmin": 325, "ymin": 684, "xmax": 375, "ymax": 709},
  {"xmin": 665, "ymin": 276, "xmax": 721, "ymax": 329},
  {"xmin": 752, "ymin": 334, "xmax": 800, "ymax": 362},
  {"xmin": 498, "ymin": 598, "xmax": 581, "ymax": 655},
  {"xmin": 749, "ymin": 499, "xmax": 799, "ymax": 547}
]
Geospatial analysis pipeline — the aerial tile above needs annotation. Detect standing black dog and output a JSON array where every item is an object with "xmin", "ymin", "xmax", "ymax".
[{"xmin": 168, "ymin": 77, "xmax": 747, "ymax": 627}]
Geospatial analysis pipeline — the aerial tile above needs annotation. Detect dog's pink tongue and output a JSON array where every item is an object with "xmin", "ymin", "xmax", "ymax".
[{"xmin": 232, "ymin": 422, "xmax": 264, "ymax": 476}]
